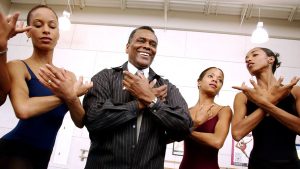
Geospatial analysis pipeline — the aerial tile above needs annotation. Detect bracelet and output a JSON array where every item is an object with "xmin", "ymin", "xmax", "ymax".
[{"xmin": 0, "ymin": 48, "xmax": 8, "ymax": 55}]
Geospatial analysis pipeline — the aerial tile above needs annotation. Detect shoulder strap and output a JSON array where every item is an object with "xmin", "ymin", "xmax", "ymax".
[
  {"xmin": 217, "ymin": 106, "xmax": 227, "ymax": 114},
  {"xmin": 21, "ymin": 60, "xmax": 37, "ymax": 78}
]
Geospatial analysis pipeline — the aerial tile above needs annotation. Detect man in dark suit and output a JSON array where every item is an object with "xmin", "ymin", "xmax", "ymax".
[{"xmin": 83, "ymin": 26, "xmax": 193, "ymax": 169}]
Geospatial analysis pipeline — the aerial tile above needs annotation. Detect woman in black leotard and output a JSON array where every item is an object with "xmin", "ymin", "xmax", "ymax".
[{"xmin": 232, "ymin": 47, "xmax": 300, "ymax": 169}]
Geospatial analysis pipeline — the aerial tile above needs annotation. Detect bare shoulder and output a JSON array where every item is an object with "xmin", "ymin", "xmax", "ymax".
[
  {"xmin": 291, "ymin": 85, "xmax": 300, "ymax": 98},
  {"xmin": 8, "ymin": 59, "xmax": 25, "ymax": 67},
  {"xmin": 7, "ymin": 60, "xmax": 28, "ymax": 78},
  {"xmin": 215, "ymin": 104, "xmax": 232, "ymax": 117},
  {"xmin": 234, "ymin": 92, "xmax": 247, "ymax": 103}
]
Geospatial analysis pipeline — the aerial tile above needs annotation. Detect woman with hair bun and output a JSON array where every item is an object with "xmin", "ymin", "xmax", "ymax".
[{"xmin": 232, "ymin": 47, "xmax": 300, "ymax": 169}]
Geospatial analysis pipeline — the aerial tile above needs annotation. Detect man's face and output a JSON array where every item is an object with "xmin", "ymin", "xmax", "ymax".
[{"xmin": 126, "ymin": 29, "xmax": 158, "ymax": 69}]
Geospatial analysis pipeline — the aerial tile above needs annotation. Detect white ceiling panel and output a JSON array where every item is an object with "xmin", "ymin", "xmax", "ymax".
[{"xmin": 10, "ymin": 0, "xmax": 300, "ymax": 21}]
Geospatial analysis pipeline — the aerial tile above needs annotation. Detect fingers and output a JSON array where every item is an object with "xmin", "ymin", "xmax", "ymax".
[
  {"xmin": 78, "ymin": 76, "xmax": 83, "ymax": 84},
  {"xmin": 123, "ymin": 70, "xmax": 135, "ymax": 80},
  {"xmin": 9, "ymin": 12, "xmax": 19, "ymax": 28},
  {"xmin": 277, "ymin": 76, "xmax": 284, "ymax": 85},
  {"xmin": 2, "ymin": 12, "xmax": 31, "ymax": 39},
  {"xmin": 39, "ymin": 67, "xmax": 59, "ymax": 88},
  {"xmin": 232, "ymin": 86, "xmax": 242, "ymax": 90},
  {"xmin": 6, "ymin": 14, "xmax": 12, "ymax": 22},
  {"xmin": 149, "ymin": 79, "xmax": 157, "ymax": 88},
  {"xmin": 15, "ymin": 23, "xmax": 32, "ymax": 34},
  {"xmin": 282, "ymin": 76, "xmax": 299, "ymax": 89},
  {"xmin": 0, "ymin": 12, "xmax": 5, "ymax": 22},
  {"xmin": 122, "ymin": 80, "xmax": 130, "ymax": 90},
  {"xmin": 160, "ymin": 90, "xmax": 167, "ymax": 100},
  {"xmin": 232, "ymin": 82, "xmax": 246, "ymax": 91},
  {"xmin": 249, "ymin": 79, "xmax": 258, "ymax": 89},
  {"xmin": 38, "ymin": 68, "xmax": 55, "ymax": 88},
  {"xmin": 81, "ymin": 81, "xmax": 93, "ymax": 93},
  {"xmin": 75, "ymin": 76, "xmax": 93, "ymax": 96},
  {"xmin": 38, "ymin": 70, "xmax": 50, "ymax": 87},
  {"xmin": 290, "ymin": 76, "xmax": 300, "ymax": 86},
  {"xmin": 85, "ymin": 81, "xmax": 93, "ymax": 89},
  {"xmin": 78, "ymin": 76, "xmax": 93, "ymax": 90},
  {"xmin": 153, "ymin": 84, "xmax": 167, "ymax": 99},
  {"xmin": 45, "ymin": 64, "xmax": 65, "ymax": 80},
  {"xmin": 136, "ymin": 72, "xmax": 146, "ymax": 79}
]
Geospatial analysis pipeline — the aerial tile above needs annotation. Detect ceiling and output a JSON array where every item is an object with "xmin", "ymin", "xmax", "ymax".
[{"xmin": 10, "ymin": 0, "xmax": 300, "ymax": 22}]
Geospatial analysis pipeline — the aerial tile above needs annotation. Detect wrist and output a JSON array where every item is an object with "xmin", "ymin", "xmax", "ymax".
[
  {"xmin": 64, "ymin": 94, "xmax": 78, "ymax": 104},
  {"xmin": 148, "ymin": 97, "xmax": 158, "ymax": 108}
]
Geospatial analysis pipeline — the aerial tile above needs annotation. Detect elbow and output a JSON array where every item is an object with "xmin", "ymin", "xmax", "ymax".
[
  {"xmin": 75, "ymin": 122, "xmax": 84, "ymax": 129},
  {"xmin": 0, "ymin": 90, "xmax": 9, "ymax": 106},
  {"xmin": 73, "ymin": 116, "xmax": 85, "ymax": 128},
  {"xmin": 231, "ymin": 130, "xmax": 243, "ymax": 142},
  {"xmin": 72, "ymin": 116, "xmax": 84, "ymax": 128},
  {"xmin": 0, "ymin": 96, "xmax": 6, "ymax": 106},
  {"xmin": 212, "ymin": 139, "xmax": 225, "ymax": 149},
  {"xmin": 14, "ymin": 105, "xmax": 34, "ymax": 120},
  {"xmin": 15, "ymin": 111, "xmax": 31, "ymax": 120}
]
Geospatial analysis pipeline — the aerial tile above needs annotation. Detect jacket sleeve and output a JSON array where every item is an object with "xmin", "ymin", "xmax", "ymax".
[
  {"xmin": 83, "ymin": 69, "xmax": 138, "ymax": 134},
  {"xmin": 149, "ymin": 79, "xmax": 193, "ymax": 141}
]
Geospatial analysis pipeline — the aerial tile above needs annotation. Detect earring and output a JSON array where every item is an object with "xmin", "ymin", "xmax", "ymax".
[{"xmin": 27, "ymin": 37, "xmax": 30, "ymax": 42}]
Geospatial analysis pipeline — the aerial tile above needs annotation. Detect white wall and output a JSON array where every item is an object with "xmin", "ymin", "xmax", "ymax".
[
  {"xmin": 0, "ymin": 0, "xmax": 11, "ymax": 14},
  {"xmin": 0, "ymin": 3, "xmax": 300, "ymax": 169}
]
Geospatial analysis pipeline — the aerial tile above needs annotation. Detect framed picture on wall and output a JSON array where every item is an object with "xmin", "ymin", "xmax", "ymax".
[
  {"xmin": 231, "ymin": 133, "xmax": 253, "ymax": 167},
  {"xmin": 172, "ymin": 141, "xmax": 184, "ymax": 156}
]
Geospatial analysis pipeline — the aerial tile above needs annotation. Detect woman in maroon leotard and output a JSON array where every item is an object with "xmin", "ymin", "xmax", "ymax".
[{"xmin": 179, "ymin": 67, "xmax": 232, "ymax": 169}]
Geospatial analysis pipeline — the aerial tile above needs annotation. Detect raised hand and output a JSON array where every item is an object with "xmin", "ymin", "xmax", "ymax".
[
  {"xmin": 123, "ymin": 70, "xmax": 154, "ymax": 100},
  {"xmin": 0, "ymin": 12, "xmax": 31, "ymax": 48},
  {"xmin": 191, "ymin": 104, "xmax": 215, "ymax": 127},
  {"xmin": 149, "ymin": 79, "xmax": 167, "ymax": 101},
  {"xmin": 233, "ymin": 77, "xmax": 300, "ymax": 106},
  {"xmin": 267, "ymin": 76, "xmax": 299, "ymax": 104},
  {"xmin": 38, "ymin": 64, "xmax": 92, "ymax": 101},
  {"xmin": 232, "ymin": 80, "xmax": 269, "ymax": 105},
  {"xmin": 73, "ymin": 76, "xmax": 93, "ymax": 97}
]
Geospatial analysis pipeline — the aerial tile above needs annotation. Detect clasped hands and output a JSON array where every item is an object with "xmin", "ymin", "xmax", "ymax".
[
  {"xmin": 232, "ymin": 76, "xmax": 299, "ymax": 107},
  {"xmin": 38, "ymin": 64, "xmax": 93, "ymax": 102},
  {"xmin": 122, "ymin": 70, "xmax": 167, "ymax": 109}
]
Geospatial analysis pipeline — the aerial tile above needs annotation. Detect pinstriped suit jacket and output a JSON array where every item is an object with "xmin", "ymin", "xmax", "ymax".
[{"xmin": 83, "ymin": 62, "xmax": 193, "ymax": 169}]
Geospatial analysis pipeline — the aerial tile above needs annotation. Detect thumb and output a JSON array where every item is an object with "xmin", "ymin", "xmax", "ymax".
[{"xmin": 149, "ymin": 79, "xmax": 157, "ymax": 88}]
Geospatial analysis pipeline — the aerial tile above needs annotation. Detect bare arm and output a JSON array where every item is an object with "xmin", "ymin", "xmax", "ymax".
[
  {"xmin": 8, "ymin": 61, "xmax": 63, "ymax": 119},
  {"xmin": 0, "ymin": 55, "xmax": 10, "ymax": 105},
  {"xmin": 0, "ymin": 12, "xmax": 31, "ymax": 105},
  {"xmin": 190, "ymin": 106, "xmax": 232, "ymax": 149},
  {"xmin": 231, "ymin": 92, "xmax": 265, "ymax": 141},
  {"xmin": 257, "ymin": 86, "xmax": 300, "ymax": 134},
  {"xmin": 232, "ymin": 77, "xmax": 300, "ymax": 139}
]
